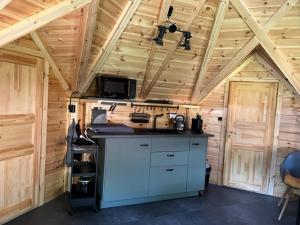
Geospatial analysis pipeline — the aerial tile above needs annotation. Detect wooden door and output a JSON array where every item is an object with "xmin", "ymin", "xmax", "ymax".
[
  {"xmin": 223, "ymin": 82, "xmax": 277, "ymax": 193},
  {"xmin": 0, "ymin": 52, "xmax": 44, "ymax": 223}
]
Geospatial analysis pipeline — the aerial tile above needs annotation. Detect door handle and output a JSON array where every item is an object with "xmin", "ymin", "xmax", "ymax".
[
  {"xmin": 165, "ymin": 169, "xmax": 174, "ymax": 172},
  {"xmin": 140, "ymin": 144, "xmax": 149, "ymax": 147},
  {"xmin": 166, "ymin": 154, "xmax": 175, "ymax": 157},
  {"xmin": 192, "ymin": 143, "xmax": 200, "ymax": 146}
]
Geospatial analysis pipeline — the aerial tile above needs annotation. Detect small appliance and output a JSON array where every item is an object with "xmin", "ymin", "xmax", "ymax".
[
  {"xmin": 191, "ymin": 113, "xmax": 203, "ymax": 133},
  {"xmin": 96, "ymin": 75, "xmax": 136, "ymax": 99},
  {"xmin": 174, "ymin": 115, "xmax": 185, "ymax": 131}
]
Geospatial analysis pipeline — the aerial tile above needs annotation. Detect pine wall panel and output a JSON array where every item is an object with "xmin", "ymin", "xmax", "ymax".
[{"xmin": 44, "ymin": 72, "xmax": 69, "ymax": 202}]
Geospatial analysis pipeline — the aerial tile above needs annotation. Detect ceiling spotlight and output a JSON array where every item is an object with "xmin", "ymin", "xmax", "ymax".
[
  {"xmin": 153, "ymin": 25, "xmax": 167, "ymax": 46},
  {"xmin": 168, "ymin": 23, "xmax": 177, "ymax": 33},
  {"xmin": 181, "ymin": 31, "xmax": 192, "ymax": 50}
]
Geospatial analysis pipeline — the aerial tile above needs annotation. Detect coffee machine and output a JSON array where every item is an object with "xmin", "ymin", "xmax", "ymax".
[
  {"xmin": 191, "ymin": 113, "xmax": 203, "ymax": 133},
  {"xmin": 174, "ymin": 115, "xmax": 185, "ymax": 132}
]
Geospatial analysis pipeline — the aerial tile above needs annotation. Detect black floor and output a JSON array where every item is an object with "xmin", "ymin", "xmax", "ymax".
[{"xmin": 6, "ymin": 185, "xmax": 298, "ymax": 225}]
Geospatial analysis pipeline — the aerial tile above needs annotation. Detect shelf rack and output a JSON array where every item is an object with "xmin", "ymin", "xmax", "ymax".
[{"xmin": 68, "ymin": 144, "xmax": 99, "ymax": 212}]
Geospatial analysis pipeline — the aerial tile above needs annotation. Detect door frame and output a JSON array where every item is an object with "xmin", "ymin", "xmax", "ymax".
[{"xmin": 220, "ymin": 79, "xmax": 282, "ymax": 195}]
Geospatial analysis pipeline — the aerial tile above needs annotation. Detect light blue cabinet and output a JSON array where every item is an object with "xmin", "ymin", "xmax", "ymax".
[
  {"xmin": 151, "ymin": 151, "xmax": 189, "ymax": 167},
  {"xmin": 187, "ymin": 137, "xmax": 208, "ymax": 191},
  {"xmin": 103, "ymin": 138, "xmax": 151, "ymax": 202},
  {"xmin": 149, "ymin": 165, "xmax": 188, "ymax": 196},
  {"xmin": 99, "ymin": 135, "xmax": 209, "ymax": 208}
]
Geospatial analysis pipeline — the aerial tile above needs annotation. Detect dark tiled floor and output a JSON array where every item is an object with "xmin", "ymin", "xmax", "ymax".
[{"xmin": 6, "ymin": 185, "xmax": 298, "ymax": 225}]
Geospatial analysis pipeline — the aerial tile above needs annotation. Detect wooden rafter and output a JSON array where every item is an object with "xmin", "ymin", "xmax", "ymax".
[
  {"xmin": 141, "ymin": 0, "xmax": 206, "ymax": 99},
  {"xmin": 30, "ymin": 32, "xmax": 70, "ymax": 93},
  {"xmin": 75, "ymin": 0, "xmax": 101, "ymax": 91},
  {"xmin": 0, "ymin": 0, "xmax": 91, "ymax": 48},
  {"xmin": 190, "ymin": 0, "xmax": 229, "ymax": 104},
  {"xmin": 193, "ymin": 0, "xmax": 297, "ymax": 104},
  {"xmin": 255, "ymin": 52, "xmax": 299, "ymax": 96},
  {"xmin": 0, "ymin": 0, "xmax": 11, "ymax": 11},
  {"xmin": 78, "ymin": 0, "xmax": 143, "ymax": 94},
  {"xmin": 139, "ymin": 0, "xmax": 172, "ymax": 97},
  {"xmin": 230, "ymin": 0, "xmax": 300, "ymax": 94}
]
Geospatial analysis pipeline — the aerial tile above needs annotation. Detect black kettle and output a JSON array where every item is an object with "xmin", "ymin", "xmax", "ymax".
[{"xmin": 191, "ymin": 113, "xmax": 203, "ymax": 133}]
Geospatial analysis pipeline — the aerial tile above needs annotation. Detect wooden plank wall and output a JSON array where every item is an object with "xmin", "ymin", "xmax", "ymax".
[
  {"xmin": 196, "ymin": 57, "xmax": 300, "ymax": 195},
  {"xmin": 274, "ymin": 88, "xmax": 300, "ymax": 196},
  {"xmin": 198, "ymin": 85, "xmax": 225, "ymax": 184},
  {"xmin": 44, "ymin": 70, "xmax": 69, "ymax": 202},
  {"xmin": 80, "ymin": 100, "xmax": 199, "ymax": 130}
]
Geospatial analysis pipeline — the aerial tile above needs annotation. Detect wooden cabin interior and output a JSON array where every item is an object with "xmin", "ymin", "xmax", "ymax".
[{"xmin": 0, "ymin": 0, "xmax": 300, "ymax": 224}]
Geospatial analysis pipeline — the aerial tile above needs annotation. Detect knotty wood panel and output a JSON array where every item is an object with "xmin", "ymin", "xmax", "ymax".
[
  {"xmin": 274, "ymin": 88, "xmax": 300, "ymax": 196},
  {"xmin": 44, "ymin": 71, "xmax": 69, "ymax": 202}
]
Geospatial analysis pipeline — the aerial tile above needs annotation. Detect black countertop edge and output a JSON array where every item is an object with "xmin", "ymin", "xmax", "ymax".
[{"xmin": 89, "ymin": 129, "xmax": 214, "ymax": 138}]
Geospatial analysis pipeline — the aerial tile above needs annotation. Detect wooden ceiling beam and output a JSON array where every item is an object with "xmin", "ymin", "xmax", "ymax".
[
  {"xmin": 193, "ymin": 0, "xmax": 297, "ymax": 104},
  {"xmin": 142, "ymin": 0, "xmax": 206, "ymax": 99},
  {"xmin": 78, "ymin": 0, "xmax": 143, "ymax": 95},
  {"xmin": 230, "ymin": 0, "xmax": 300, "ymax": 94},
  {"xmin": 75, "ymin": 0, "xmax": 101, "ymax": 91},
  {"xmin": 139, "ymin": 0, "xmax": 172, "ymax": 97},
  {"xmin": 190, "ymin": 0, "xmax": 229, "ymax": 104},
  {"xmin": 30, "ymin": 32, "xmax": 71, "ymax": 93},
  {"xmin": 0, "ymin": 0, "xmax": 11, "ymax": 11},
  {"xmin": 0, "ymin": 0, "xmax": 91, "ymax": 48}
]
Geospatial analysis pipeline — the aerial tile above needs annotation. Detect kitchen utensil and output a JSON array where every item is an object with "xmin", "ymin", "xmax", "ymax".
[
  {"xmin": 191, "ymin": 113, "xmax": 203, "ymax": 133},
  {"xmin": 174, "ymin": 115, "xmax": 185, "ymax": 131},
  {"xmin": 130, "ymin": 113, "xmax": 150, "ymax": 123},
  {"xmin": 91, "ymin": 107, "xmax": 107, "ymax": 124},
  {"xmin": 78, "ymin": 176, "xmax": 93, "ymax": 194}
]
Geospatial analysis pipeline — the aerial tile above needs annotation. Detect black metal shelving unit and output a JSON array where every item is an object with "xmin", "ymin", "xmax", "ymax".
[{"xmin": 68, "ymin": 144, "xmax": 99, "ymax": 212}]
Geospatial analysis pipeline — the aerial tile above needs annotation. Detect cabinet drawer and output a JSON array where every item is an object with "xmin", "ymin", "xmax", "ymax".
[
  {"xmin": 149, "ymin": 166, "xmax": 187, "ymax": 196},
  {"xmin": 152, "ymin": 137, "xmax": 189, "ymax": 152},
  {"xmin": 189, "ymin": 137, "xmax": 208, "ymax": 151},
  {"xmin": 151, "ymin": 151, "xmax": 188, "ymax": 167}
]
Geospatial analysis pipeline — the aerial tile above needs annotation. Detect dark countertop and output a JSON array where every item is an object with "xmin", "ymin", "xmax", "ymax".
[{"xmin": 89, "ymin": 128, "xmax": 214, "ymax": 138}]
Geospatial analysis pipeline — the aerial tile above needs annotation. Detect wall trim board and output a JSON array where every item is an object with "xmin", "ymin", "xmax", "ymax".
[
  {"xmin": 268, "ymin": 82, "xmax": 283, "ymax": 195},
  {"xmin": 217, "ymin": 82, "xmax": 230, "ymax": 185},
  {"xmin": 38, "ymin": 60, "xmax": 49, "ymax": 206}
]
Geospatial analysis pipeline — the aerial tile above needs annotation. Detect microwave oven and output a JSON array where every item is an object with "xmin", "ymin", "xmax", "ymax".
[{"xmin": 96, "ymin": 75, "xmax": 136, "ymax": 99}]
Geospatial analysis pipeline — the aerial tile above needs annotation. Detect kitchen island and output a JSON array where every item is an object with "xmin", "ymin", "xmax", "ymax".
[{"xmin": 91, "ymin": 130, "xmax": 213, "ymax": 208}]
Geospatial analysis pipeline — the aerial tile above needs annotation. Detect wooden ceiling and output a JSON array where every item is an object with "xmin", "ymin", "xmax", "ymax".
[{"xmin": 0, "ymin": 0, "xmax": 299, "ymax": 104}]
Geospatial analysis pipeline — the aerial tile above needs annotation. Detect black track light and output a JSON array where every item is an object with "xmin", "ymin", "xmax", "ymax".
[
  {"xmin": 168, "ymin": 23, "xmax": 177, "ymax": 33},
  {"xmin": 153, "ymin": 25, "xmax": 167, "ymax": 46},
  {"xmin": 153, "ymin": 6, "xmax": 192, "ymax": 50},
  {"xmin": 181, "ymin": 31, "xmax": 192, "ymax": 50}
]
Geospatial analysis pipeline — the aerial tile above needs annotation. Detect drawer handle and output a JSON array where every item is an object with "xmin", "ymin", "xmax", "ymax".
[
  {"xmin": 165, "ymin": 169, "xmax": 174, "ymax": 172},
  {"xmin": 192, "ymin": 143, "xmax": 200, "ymax": 146},
  {"xmin": 166, "ymin": 154, "xmax": 175, "ymax": 157},
  {"xmin": 140, "ymin": 144, "xmax": 149, "ymax": 147}
]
